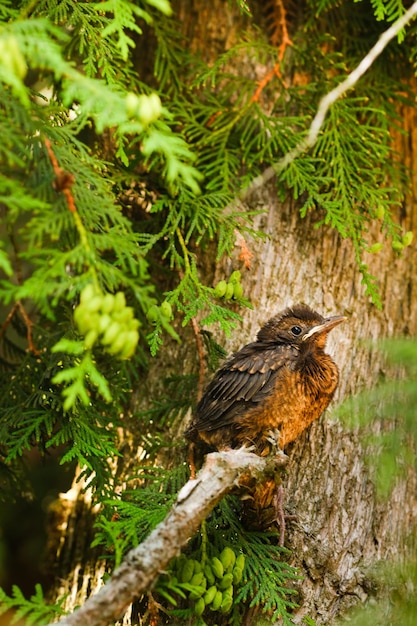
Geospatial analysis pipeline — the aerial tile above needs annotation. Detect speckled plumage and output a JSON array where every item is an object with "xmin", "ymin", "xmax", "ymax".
[{"xmin": 186, "ymin": 304, "xmax": 345, "ymax": 453}]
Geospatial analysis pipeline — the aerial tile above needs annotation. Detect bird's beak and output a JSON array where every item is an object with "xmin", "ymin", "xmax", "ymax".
[{"xmin": 302, "ymin": 315, "xmax": 346, "ymax": 341}]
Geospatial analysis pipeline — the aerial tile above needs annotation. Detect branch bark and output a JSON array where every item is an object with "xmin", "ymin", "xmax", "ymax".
[{"xmin": 47, "ymin": 448, "xmax": 287, "ymax": 626}]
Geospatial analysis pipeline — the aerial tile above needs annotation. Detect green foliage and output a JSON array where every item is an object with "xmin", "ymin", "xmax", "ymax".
[
  {"xmin": 93, "ymin": 464, "xmax": 189, "ymax": 568},
  {"xmin": 335, "ymin": 340, "xmax": 417, "ymax": 624},
  {"xmin": 209, "ymin": 498, "xmax": 299, "ymax": 625},
  {"xmin": 0, "ymin": 584, "xmax": 66, "ymax": 626},
  {"xmin": 92, "ymin": 0, "xmax": 171, "ymax": 62},
  {"xmin": 0, "ymin": 334, "xmax": 129, "ymax": 497},
  {"xmin": 368, "ymin": 0, "xmax": 406, "ymax": 27},
  {"xmin": 93, "ymin": 467, "xmax": 299, "ymax": 625},
  {"xmin": 336, "ymin": 339, "xmax": 417, "ymax": 498},
  {"xmin": 337, "ymin": 557, "xmax": 417, "ymax": 626}
]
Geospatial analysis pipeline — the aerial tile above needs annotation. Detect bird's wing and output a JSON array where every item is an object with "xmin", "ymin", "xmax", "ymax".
[{"xmin": 194, "ymin": 341, "xmax": 296, "ymax": 432}]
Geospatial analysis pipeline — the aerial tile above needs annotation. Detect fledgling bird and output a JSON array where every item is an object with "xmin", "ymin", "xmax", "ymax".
[
  {"xmin": 186, "ymin": 304, "xmax": 346, "ymax": 454},
  {"xmin": 186, "ymin": 304, "xmax": 346, "ymax": 542}
]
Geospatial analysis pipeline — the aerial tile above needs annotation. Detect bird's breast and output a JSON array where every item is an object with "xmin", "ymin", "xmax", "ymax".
[
  {"xmin": 299, "ymin": 351, "xmax": 339, "ymax": 397},
  {"xmin": 237, "ymin": 354, "xmax": 339, "ymax": 449}
]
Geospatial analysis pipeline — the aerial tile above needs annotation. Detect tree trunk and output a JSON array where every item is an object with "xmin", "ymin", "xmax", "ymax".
[{"xmin": 44, "ymin": 1, "xmax": 417, "ymax": 624}]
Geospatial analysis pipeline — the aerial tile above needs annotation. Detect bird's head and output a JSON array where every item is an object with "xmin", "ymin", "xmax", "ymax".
[{"xmin": 257, "ymin": 304, "xmax": 346, "ymax": 349}]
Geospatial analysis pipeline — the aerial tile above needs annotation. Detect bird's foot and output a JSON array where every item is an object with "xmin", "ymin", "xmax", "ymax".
[
  {"xmin": 273, "ymin": 484, "xmax": 297, "ymax": 546},
  {"xmin": 266, "ymin": 428, "xmax": 283, "ymax": 456},
  {"xmin": 188, "ymin": 442, "xmax": 197, "ymax": 479},
  {"xmin": 239, "ymin": 442, "xmax": 256, "ymax": 453}
]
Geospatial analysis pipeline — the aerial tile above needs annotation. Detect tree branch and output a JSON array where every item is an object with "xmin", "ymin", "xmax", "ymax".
[
  {"xmin": 47, "ymin": 448, "xmax": 288, "ymax": 626},
  {"xmin": 242, "ymin": 1, "xmax": 417, "ymax": 200}
]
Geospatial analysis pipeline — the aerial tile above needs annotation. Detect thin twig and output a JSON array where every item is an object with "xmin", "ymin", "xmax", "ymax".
[
  {"xmin": 0, "ymin": 301, "xmax": 40, "ymax": 355},
  {"xmin": 44, "ymin": 138, "xmax": 76, "ymax": 213},
  {"xmin": 0, "ymin": 303, "xmax": 18, "ymax": 343},
  {"xmin": 250, "ymin": 0, "xmax": 292, "ymax": 102},
  {"xmin": 242, "ymin": 2, "xmax": 417, "ymax": 200},
  {"xmin": 44, "ymin": 137, "xmax": 94, "ymax": 261},
  {"xmin": 190, "ymin": 316, "xmax": 206, "ymax": 403},
  {"xmin": 16, "ymin": 301, "xmax": 40, "ymax": 355}
]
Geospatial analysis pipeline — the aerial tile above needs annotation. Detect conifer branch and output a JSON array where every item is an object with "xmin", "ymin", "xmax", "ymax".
[
  {"xmin": 190, "ymin": 316, "xmax": 206, "ymax": 402},
  {"xmin": 46, "ymin": 448, "xmax": 288, "ymax": 626},
  {"xmin": 16, "ymin": 300, "xmax": 40, "ymax": 355},
  {"xmin": 243, "ymin": 1, "xmax": 417, "ymax": 198},
  {"xmin": 176, "ymin": 227, "xmax": 191, "ymax": 273},
  {"xmin": 44, "ymin": 137, "xmax": 99, "ymax": 286},
  {"xmin": 44, "ymin": 138, "xmax": 77, "ymax": 214},
  {"xmin": 250, "ymin": 0, "xmax": 292, "ymax": 102},
  {"xmin": 0, "ymin": 301, "xmax": 39, "ymax": 355}
]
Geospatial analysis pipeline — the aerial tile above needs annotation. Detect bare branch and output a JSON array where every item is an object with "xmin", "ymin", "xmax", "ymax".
[
  {"xmin": 242, "ymin": 1, "xmax": 417, "ymax": 199},
  {"xmin": 47, "ymin": 448, "xmax": 287, "ymax": 626}
]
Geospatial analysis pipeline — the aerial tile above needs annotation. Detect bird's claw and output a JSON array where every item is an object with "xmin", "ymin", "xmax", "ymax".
[
  {"xmin": 273, "ymin": 485, "xmax": 297, "ymax": 545},
  {"xmin": 266, "ymin": 428, "xmax": 282, "ymax": 454},
  {"xmin": 274, "ymin": 485, "xmax": 286, "ymax": 545}
]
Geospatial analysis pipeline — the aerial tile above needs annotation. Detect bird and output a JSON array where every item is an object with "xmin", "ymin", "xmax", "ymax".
[
  {"xmin": 186, "ymin": 303, "xmax": 346, "ymax": 455},
  {"xmin": 185, "ymin": 304, "xmax": 346, "ymax": 542}
]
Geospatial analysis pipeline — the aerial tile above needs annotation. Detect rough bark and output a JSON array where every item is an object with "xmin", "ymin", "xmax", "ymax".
[{"xmin": 215, "ymin": 188, "xmax": 417, "ymax": 623}]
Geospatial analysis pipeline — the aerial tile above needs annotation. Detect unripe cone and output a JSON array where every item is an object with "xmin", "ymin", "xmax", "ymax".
[
  {"xmin": 220, "ymin": 594, "xmax": 233, "ymax": 613},
  {"xmin": 179, "ymin": 559, "xmax": 194, "ymax": 583},
  {"xmin": 98, "ymin": 314, "xmax": 112, "ymax": 334},
  {"xmin": 219, "ymin": 573, "xmax": 233, "ymax": 590},
  {"xmin": 232, "ymin": 282, "xmax": 243, "ymax": 299},
  {"xmin": 204, "ymin": 564, "xmax": 215, "ymax": 585},
  {"xmin": 146, "ymin": 305, "xmax": 160, "ymax": 324},
  {"xmin": 392, "ymin": 240, "xmax": 404, "ymax": 252},
  {"xmin": 190, "ymin": 572, "xmax": 204, "ymax": 587},
  {"xmin": 80, "ymin": 284, "xmax": 97, "ymax": 304},
  {"xmin": 210, "ymin": 590, "xmax": 223, "ymax": 611},
  {"xmin": 214, "ymin": 280, "xmax": 227, "ymax": 298},
  {"xmin": 74, "ymin": 306, "xmax": 91, "ymax": 335},
  {"xmin": 235, "ymin": 554, "xmax": 245, "ymax": 570},
  {"xmin": 220, "ymin": 547, "xmax": 236, "ymax": 570},
  {"xmin": 160, "ymin": 301, "xmax": 173, "ymax": 319},
  {"xmin": 118, "ymin": 330, "xmax": 139, "ymax": 360},
  {"xmin": 194, "ymin": 597, "xmax": 205, "ymax": 617},
  {"xmin": 83, "ymin": 295, "xmax": 103, "ymax": 314},
  {"xmin": 101, "ymin": 293, "xmax": 115, "ymax": 314},
  {"xmin": 113, "ymin": 291, "xmax": 126, "ymax": 312},
  {"xmin": 402, "ymin": 231, "xmax": 413, "ymax": 247},
  {"xmin": 114, "ymin": 306, "xmax": 134, "ymax": 324},
  {"xmin": 211, "ymin": 557, "xmax": 224, "ymax": 578},
  {"xmin": 101, "ymin": 321, "xmax": 121, "ymax": 346},
  {"xmin": 232, "ymin": 567, "xmax": 243, "ymax": 585},
  {"xmin": 105, "ymin": 332, "xmax": 128, "ymax": 355},
  {"xmin": 229, "ymin": 270, "xmax": 241, "ymax": 283},
  {"xmin": 224, "ymin": 282, "xmax": 234, "ymax": 300},
  {"xmin": 203, "ymin": 586, "xmax": 217, "ymax": 605},
  {"xmin": 84, "ymin": 329, "xmax": 98, "ymax": 349}
]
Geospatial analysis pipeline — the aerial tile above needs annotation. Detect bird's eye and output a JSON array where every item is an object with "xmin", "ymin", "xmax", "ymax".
[{"xmin": 291, "ymin": 325, "xmax": 302, "ymax": 336}]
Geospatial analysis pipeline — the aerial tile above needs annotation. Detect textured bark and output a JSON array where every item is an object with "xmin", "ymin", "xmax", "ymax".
[
  {"xmin": 215, "ymin": 189, "xmax": 417, "ymax": 623},
  {"xmin": 45, "ymin": 2, "xmax": 417, "ymax": 624}
]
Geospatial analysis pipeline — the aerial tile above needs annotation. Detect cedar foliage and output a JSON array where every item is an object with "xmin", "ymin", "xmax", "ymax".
[{"xmin": 0, "ymin": 0, "xmax": 416, "ymax": 624}]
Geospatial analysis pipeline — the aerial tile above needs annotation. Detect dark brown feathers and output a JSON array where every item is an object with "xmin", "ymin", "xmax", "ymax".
[{"xmin": 186, "ymin": 304, "xmax": 345, "ymax": 451}]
